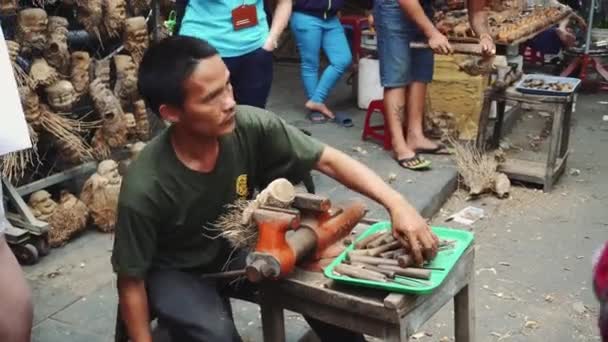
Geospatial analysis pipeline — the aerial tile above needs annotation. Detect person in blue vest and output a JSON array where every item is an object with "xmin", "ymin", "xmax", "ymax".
[
  {"xmin": 178, "ymin": 0, "xmax": 292, "ymax": 109},
  {"xmin": 373, "ymin": 0, "xmax": 494, "ymax": 170},
  {"xmin": 290, "ymin": 0, "xmax": 353, "ymax": 125}
]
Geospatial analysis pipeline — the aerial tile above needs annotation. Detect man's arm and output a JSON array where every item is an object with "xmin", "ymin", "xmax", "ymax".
[
  {"xmin": 118, "ymin": 276, "xmax": 152, "ymax": 342},
  {"xmin": 315, "ymin": 146, "xmax": 438, "ymax": 265},
  {"xmin": 263, "ymin": 0, "xmax": 292, "ymax": 52},
  {"xmin": 467, "ymin": 0, "xmax": 496, "ymax": 55},
  {"xmin": 397, "ymin": 0, "xmax": 453, "ymax": 54}
]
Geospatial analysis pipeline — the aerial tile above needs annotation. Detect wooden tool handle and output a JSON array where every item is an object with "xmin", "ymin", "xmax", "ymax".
[
  {"xmin": 377, "ymin": 265, "xmax": 432, "ymax": 280},
  {"xmin": 335, "ymin": 264, "xmax": 387, "ymax": 282},
  {"xmin": 368, "ymin": 240, "xmax": 401, "ymax": 257},
  {"xmin": 347, "ymin": 254, "xmax": 399, "ymax": 266},
  {"xmin": 410, "ymin": 41, "xmax": 483, "ymax": 56}
]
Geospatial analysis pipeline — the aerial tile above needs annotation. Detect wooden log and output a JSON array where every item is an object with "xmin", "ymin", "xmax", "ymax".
[
  {"xmin": 352, "ymin": 263, "xmax": 397, "ymax": 278},
  {"xmin": 377, "ymin": 265, "xmax": 432, "ymax": 280},
  {"xmin": 347, "ymin": 254, "xmax": 399, "ymax": 266},
  {"xmin": 361, "ymin": 232, "xmax": 389, "ymax": 249},
  {"xmin": 367, "ymin": 241, "xmax": 401, "ymax": 257},
  {"xmin": 354, "ymin": 232, "xmax": 383, "ymax": 249},
  {"xmin": 367, "ymin": 232, "xmax": 393, "ymax": 248},
  {"xmin": 380, "ymin": 248, "xmax": 408, "ymax": 259},
  {"xmin": 397, "ymin": 255, "xmax": 414, "ymax": 268},
  {"xmin": 292, "ymin": 193, "xmax": 331, "ymax": 212},
  {"xmin": 334, "ymin": 264, "xmax": 387, "ymax": 282}
]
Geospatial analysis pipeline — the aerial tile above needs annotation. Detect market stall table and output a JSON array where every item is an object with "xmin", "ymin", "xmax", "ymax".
[
  {"xmin": 259, "ymin": 243, "xmax": 475, "ymax": 342},
  {"xmin": 476, "ymin": 85, "xmax": 574, "ymax": 192}
]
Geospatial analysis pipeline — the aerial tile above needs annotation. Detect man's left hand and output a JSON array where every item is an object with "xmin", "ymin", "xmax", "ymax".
[{"xmin": 479, "ymin": 34, "xmax": 496, "ymax": 56}]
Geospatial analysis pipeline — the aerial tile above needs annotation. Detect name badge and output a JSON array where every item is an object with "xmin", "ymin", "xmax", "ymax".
[{"xmin": 232, "ymin": 5, "xmax": 258, "ymax": 31}]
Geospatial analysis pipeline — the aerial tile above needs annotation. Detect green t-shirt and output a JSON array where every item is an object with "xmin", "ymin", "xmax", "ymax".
[{"xmin": 111, "ymin": 106, "xmax": 325, "ymax": 278}]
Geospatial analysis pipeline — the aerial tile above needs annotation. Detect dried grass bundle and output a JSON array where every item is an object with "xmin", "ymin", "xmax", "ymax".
[
  {"xmin": 12, "ymin": 63, "xmax": 33, "ymax": 89},
  {"xmin": 39, "ymin": 106, "xmax": 95, "ymax": 162},
  {"xmin": 208, "ymin": 200, "xmax": 258, "ymax": 250},
  {"xmin": 449, "ymin": 137, "xmax": 498, "ymax": 196},
  {"xmin": 0, "ymin": 126, "xmax": 39, "ymax": 182}
]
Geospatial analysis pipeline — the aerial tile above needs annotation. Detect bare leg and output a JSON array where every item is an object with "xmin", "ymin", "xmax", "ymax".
[
  {"xmin": 405, "ymin": 82, "xmax": 439, "ymax": 151},
  {"xmin": 0, "ymin": 235, "xmax": 33, "ymax": 342},
  {"xmin": 383, "ymin": 87, "xmax": 416, "ymax": 160}
]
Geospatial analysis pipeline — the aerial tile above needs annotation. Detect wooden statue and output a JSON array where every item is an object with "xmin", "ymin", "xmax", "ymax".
[{"xmin": 80, "ymin": 160, "xmax": 122, "ymax": 233}]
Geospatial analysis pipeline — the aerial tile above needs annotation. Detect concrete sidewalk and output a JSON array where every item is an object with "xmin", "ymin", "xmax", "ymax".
[{"xmin": 27, "ymin": 63, "xmax": 458, "ymax": 342}]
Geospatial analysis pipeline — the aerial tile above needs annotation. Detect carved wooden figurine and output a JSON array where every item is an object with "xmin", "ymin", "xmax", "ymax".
[
  {"xmin": 123, "ymin": 17, "xmax": 149, "ymax": 65},
  {"xmin": 16, "ymin": 8, "xmax": 48, "ymax": 55},
  {"xmin": 80, "ymin": 160, "xmax": 122, "ymax": 233},
  {"xmin": 103, "ymin": 0, "xmax": 127, "ymax": 38},
  {"xmin": 70, "ymin": 51, "xmax": 92, "ymax": 99},
  {"xmin": 44, "ymin": 16, "xmax": 71, "ymax": 75},
  {"xmin": 45, "ymin": 80, "xmax": 76, "ymax": 113},
  {"xmin": 48, "ymin": 191, "xmax": 90, "ymax": 247},
  {"xmin": 28, "ymin": 190, "xmax": 58, "ymax": 222}
]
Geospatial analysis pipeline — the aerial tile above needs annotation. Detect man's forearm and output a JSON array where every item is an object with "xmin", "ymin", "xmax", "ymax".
[
  {"xmin": 315, "ymin": 146, "xmax": 417, "ymax": 215},
  {"xmin": 117, "ymin": 277, "xmax": 152, "ymax": 342},
  {"xmin": 467, "ymin": 0, "xmax": 491, "ymax": 37},
  {"xmin": 267, "ymin": 0, "xmax": 292, "ymax": 45},
  {"xmin": 397, "ymin": 0, "xmax": 437, "ymax": 38}
]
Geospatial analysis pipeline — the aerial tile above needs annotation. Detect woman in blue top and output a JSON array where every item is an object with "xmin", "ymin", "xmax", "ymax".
[
  {"xmin": 179, "ymin": 0, "xmax": 292, "ymax": 109},
  {"xmin": 290, "ymin": 0, "xmax": 353, "ymax": 123}
]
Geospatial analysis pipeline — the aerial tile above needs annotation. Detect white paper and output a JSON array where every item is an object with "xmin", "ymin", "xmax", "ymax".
[
  {"xmin": 446, "ymin": 206, "xmax": 485, "ymax": 226},
  {"xmin": 0, "ymin": 28, "xmax": 31, "ymax": 156}
]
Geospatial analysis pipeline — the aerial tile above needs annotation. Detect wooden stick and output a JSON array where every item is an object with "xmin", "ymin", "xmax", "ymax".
[
  {"xmin": 352, "ymin": 263, "xmax": 397, "ymax": 278},
  {"xmin": 367, "ymin": 232, "xmax": 394, "ymax": 248},
  {"xmin": 335, "ymin": 264, "xmax": 387, "ymax": 282},
  {"xmin": 368, "ymin": 240, "xmax": 401, "ymax": 257},
  {"xmin": 377, "ymin": 265, "xmax": 432, "ymax": 280},
  {"xmin": 347, "ymin": 254, "xmax": 399, "ymax": 266},
  {"xmin": 410, "ymin": 41, "xmax": 484, "ymax": 55},
  {"xmin": 394, "ymin": 276, "xmax": 432, "ymax": 286},
  {"xmin": 354, "ymin": 232, "xmax": 383, "ymax": 249}
]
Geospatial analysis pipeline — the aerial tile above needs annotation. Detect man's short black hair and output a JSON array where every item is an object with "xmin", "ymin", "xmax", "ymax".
[{"xmin": 138, "ymin": 35, "xmax": 218, "ymax": 115}]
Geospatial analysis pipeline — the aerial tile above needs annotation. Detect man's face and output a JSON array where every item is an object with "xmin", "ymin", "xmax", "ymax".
[{"xmin": 174, "ymin": 55, "xmax": 237, "ymax": 137}]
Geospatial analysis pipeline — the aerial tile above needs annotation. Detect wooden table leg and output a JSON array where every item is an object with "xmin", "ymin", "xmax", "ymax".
[
  {"xmin": 476, "ymin": 91, "xmax": 493, "ymax": 151},
  {"xmin": 383, "ymin": 325, "xmax": 408, "ymax": 342},
  {"xmin": 491, "ymin": 99, "xmax": 507, "ymax": 149},
  {"xmin": 454, "ymin": 283, "xmax": 475, "ymax": 342},
  {"xmin": 559, "ymin": 100, "xmax": 574, "ymax": 157},
  {"xmin": 545, "ymin": 103, "xmax": 565, "ymax": 192},
  {"xmin": 260, "ymin": 294, "xmax": 286, "ymax": 342}
]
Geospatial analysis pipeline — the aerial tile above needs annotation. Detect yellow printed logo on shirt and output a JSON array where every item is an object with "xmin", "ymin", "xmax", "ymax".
[{"xmin": 236, "ymin": 174, "xmax": 249, "ymax": 198}]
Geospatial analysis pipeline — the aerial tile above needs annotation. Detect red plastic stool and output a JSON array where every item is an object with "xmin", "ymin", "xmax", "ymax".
[
  {"xmin": 339, "ymin": 15, "xmax": 369, "ymax": 64},
  {"xmin": 362, "ymin": 99, "xmax": 392, "ymax": 150}
]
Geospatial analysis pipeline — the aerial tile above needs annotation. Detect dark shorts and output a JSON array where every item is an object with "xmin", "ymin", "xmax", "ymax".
[{"xmin": 374, "ymin": 0, "xmax": 434, "ymax": 88}]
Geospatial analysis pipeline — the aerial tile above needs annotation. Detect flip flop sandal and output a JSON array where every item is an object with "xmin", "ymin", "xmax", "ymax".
[
  {"xmin": 396, "ymin": 154, "xmax": 432, "ymax": 170},
  {"xmin": 308, "ymin": 111, "xmax": 328, "ymax": 124},
  {"xmin": 415, "ymin": 143, "xmax": 453, "ymax": 155},
  {"xmin": 332, "ymin": 111, "xmax": 354, "ymax": 127}
]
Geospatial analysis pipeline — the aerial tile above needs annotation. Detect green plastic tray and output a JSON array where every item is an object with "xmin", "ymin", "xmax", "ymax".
[{"xmin": 324, "ymin": 222, "xmax": 474, "ymax": 295}]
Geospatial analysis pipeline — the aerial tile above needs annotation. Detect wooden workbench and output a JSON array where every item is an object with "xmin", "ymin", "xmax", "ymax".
[{"xmin": 259, "ymin": 244, "xmax": 475, "ymax": 341}]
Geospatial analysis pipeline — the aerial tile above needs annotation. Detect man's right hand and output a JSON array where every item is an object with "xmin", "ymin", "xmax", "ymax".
[{"xmin": 428, "ymin": 30, "xmax": 453, "ymax": 55}]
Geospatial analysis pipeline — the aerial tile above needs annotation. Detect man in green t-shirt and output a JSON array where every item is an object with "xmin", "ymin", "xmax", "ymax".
[{"xmin": 112, "ymin": 35, "xmax": 438, "ymax": 342}]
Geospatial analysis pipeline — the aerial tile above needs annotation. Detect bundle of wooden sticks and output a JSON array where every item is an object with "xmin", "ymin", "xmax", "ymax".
[{"xmin": 333, "ymin": 231, "xmax": 456, "ymax": 287}]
